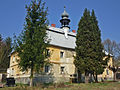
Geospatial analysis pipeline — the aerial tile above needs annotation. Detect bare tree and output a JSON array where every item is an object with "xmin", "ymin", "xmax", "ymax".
[
  {"xmin": 103, "ymin": 39, "xmax": 120, "ymax": 81},
  {"xmin": 103, "ymin": 39, "xmax": 117, "ymax": 56},
  {"xmin": 116, "ymin": 43, "xmax": 120, "ymax": 55},
  {"xmin": 115, "ymin": 44, "xmax": 120, "ymax": 66}
]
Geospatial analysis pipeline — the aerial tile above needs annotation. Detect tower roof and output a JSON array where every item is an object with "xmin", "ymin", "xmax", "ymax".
[{"xmin": 61, "ymin": 6, "xmax": 69, "ymax": 18}]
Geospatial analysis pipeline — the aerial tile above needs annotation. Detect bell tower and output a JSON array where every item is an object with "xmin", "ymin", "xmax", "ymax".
[
  {"xmin": 60, "ymin": 6, "xmax": 70, "ymax": 29},
  {"xmin": 60, "ymin": 6, "xmax": 70, "ymax": 38}
]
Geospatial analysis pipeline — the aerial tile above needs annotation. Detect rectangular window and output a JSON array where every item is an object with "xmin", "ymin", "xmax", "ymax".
[
  {"xmin": 46, "ymin": 49, "xmax": 50, "ymax": 57},
  {"xmin": 11, "ymin": 68, "xmax": 14, "ymax": 76},
  {"xmin": 12, "ymin": 56, "xmax": 15, "ymax": 63},
  {"xmin": 61, "ymin": 66, "xmax": 65, "ymax": 74},
  {"xmin": 60, "ymin": 51, "xmax": 64, "ymax": 58},
  {"xmin": 45, "ymin": 66, "xmax": 50, "ymax": 73}
]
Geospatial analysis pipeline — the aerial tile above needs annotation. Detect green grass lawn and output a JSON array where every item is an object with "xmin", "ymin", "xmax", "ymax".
[{"xmin": 0, "ymin": 82, "xmax": 120, "ymax": 90}]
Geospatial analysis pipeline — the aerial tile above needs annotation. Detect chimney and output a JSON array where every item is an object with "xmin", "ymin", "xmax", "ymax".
[
  {"xmin": 72, "ymin": 30, "xmax": 76, "ymax": 33},
  {"xmin": 51, "ymin": 24, "xmax": 56, "ymax": 27}
]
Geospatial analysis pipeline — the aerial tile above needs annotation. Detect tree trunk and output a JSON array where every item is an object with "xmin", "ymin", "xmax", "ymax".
[
  {"xmin": 85, "ymin": 72, "xmax": 89, "ymax": 83},
  {"xmin": 93, "ymin": 72, "xmax": 98, "ymax": 83},
  {"xmin": 30, "ymin": 77, "xmax": 33, "ymax": 87},
  {"xmin": 95, "ymin": 74, "xmax": 98, "ymax": 83},
  {"xmin": 77, "ymin": 70, "xmax": 81, "ymax": 83},
  {"xmin": 30, "ymin": 67, "xmax": 33, "ymax": 87},
  {"xmin": 113, "ymin": 72, "xmax": 116, "ymax": 81},
  {"xmin": 93, "ymin": 73, "xmax": 95, "ymax": 82},
  {"xmin": 89, "ymin": 73, "xmax": 93, "ymax": 83},
  {"xmin": 85, "ymin": 75, "xmax": 89, "ymax": 83}
]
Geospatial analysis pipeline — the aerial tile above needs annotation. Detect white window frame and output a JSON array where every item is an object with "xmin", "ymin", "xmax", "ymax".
[
  {"xmin": 44, "ymin": 65, "xmax": 50, "ymax": 74},
  {"xmin": 60, "ymin": 66, "xmax": 65, "ymax": 74}
]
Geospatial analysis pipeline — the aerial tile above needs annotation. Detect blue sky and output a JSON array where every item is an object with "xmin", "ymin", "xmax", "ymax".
[{"xmin": 0, "ymin": 0, "xmax": 120, "ymax": 43}]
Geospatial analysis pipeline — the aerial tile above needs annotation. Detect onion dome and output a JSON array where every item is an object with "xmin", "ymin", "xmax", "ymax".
[
  {"xmin": 60, "ymin": 6, "xmax": 70, "ymax": 29},
  {"xmin": 61, "ymin": 6, "xmax": 69, "ymax": 18}
]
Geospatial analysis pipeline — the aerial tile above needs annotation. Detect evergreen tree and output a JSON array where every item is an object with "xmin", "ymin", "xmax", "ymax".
[
  {"xmin": 0, "ymin": 34, "xmax": 2, "ymax": 42},
  {"xmin": 74, "ymin": 9, "xmax": 108, "ymax": 83},
  {"xmin": 90, "ymin": 10, "xmax": 108, "ymax": 82},
  {"xmin": 14, "ymin": 0, "xmax": 49, "ymax": 86},
  {"xmin": 0, "ymin": 35, "xmax": 12, "ymax": 73},
  {"xmin": 74, "ymin": 8, "xmax": 92, "ymax": 83}
]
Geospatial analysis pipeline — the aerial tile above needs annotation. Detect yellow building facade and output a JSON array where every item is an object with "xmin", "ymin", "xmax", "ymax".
[
  {"xmin": 7, "ymin": 45, "xmax": 113, "ymax": 83},
  {"xmin": 7, "ymin": 45, "xmax": 76, "ymax": 83}
]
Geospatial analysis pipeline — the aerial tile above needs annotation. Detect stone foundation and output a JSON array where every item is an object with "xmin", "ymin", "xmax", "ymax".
[{"xmin": 15, "ymin": 75, "xmax": 70, "ymax": 84}]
